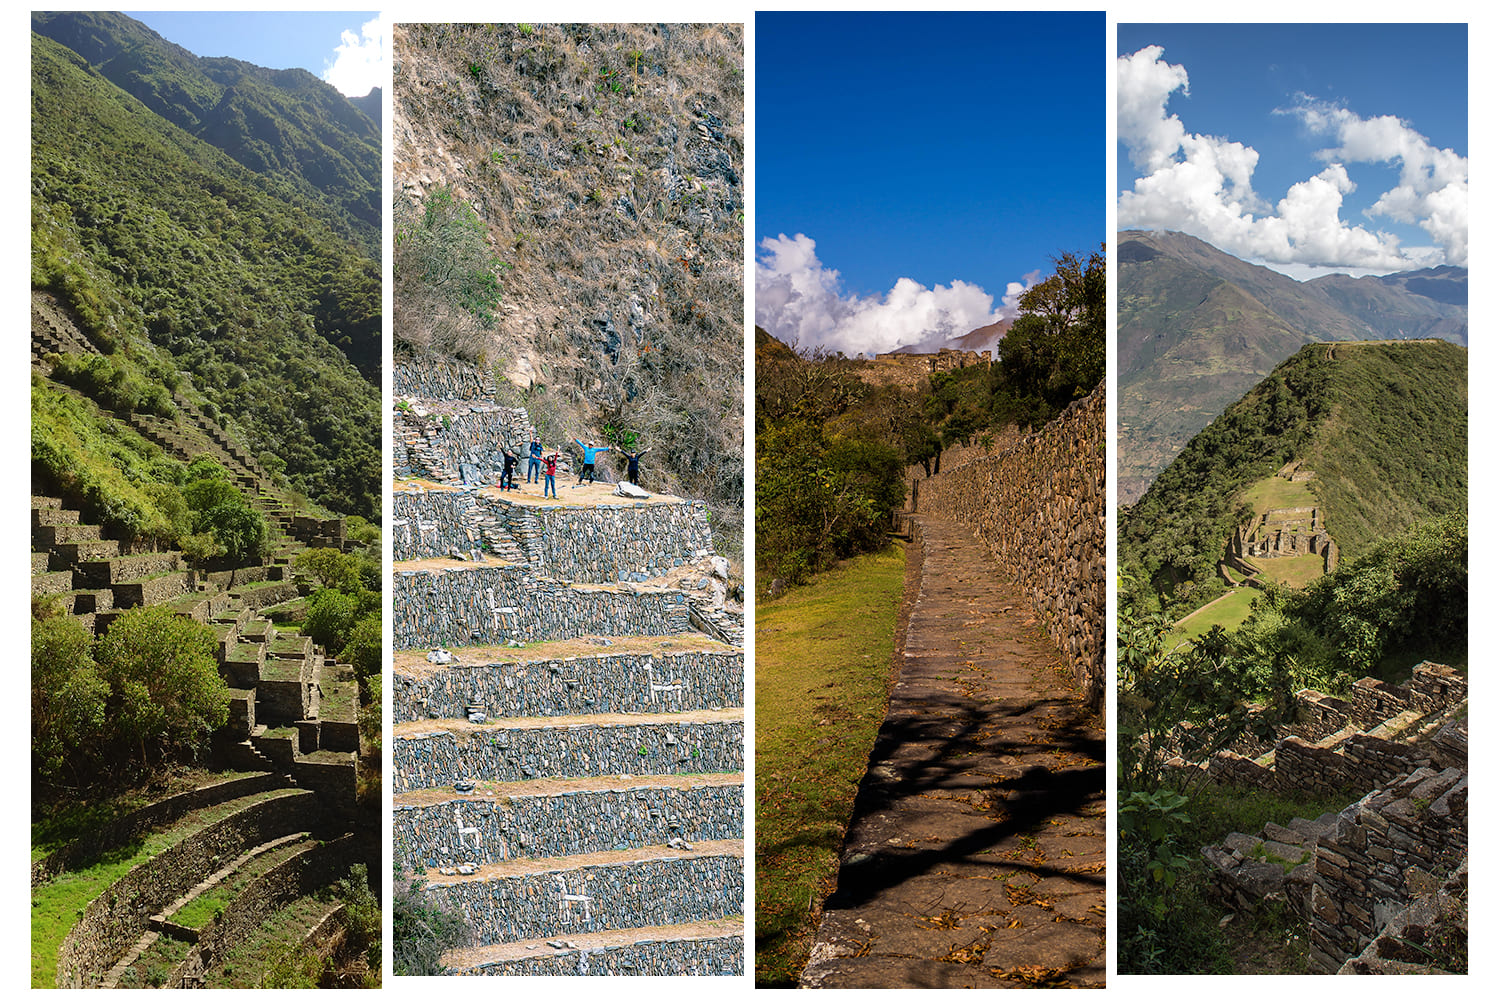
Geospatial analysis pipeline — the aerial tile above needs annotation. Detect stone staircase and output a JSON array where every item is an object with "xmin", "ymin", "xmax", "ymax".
[
  {"xmin": 31, "ymin": 492, "xmax": 358, "ymax": 809},
  {"xmin": 390, "ymin": 355, "xmax": 744, "ymax": 975}
]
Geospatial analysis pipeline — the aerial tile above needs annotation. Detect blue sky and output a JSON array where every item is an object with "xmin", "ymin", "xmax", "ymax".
[
  {"xmin": 756, "ymin": 11, "xmax": 1104, "ymax": 355},
  {"xmin": 1118, "ymin": 23, "xmax": 1467, "ymax": 277},
  {"xmin": 128, "ymin": 10, "xmax": 385, "ymax": 97}
]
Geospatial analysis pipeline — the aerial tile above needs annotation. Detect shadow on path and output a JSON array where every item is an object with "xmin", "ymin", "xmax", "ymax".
[{"xmin": 799, "ymin": 515, "xmax": 1106, "ymax": 988}]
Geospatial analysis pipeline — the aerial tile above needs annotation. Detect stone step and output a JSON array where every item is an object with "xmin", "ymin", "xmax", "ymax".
[
  {"xmin": 393, "ymin": 644, "xmax": 744, "ymax": 722},
  {"xmin": 32, "ymin": 551, "xmax": 50, "ymax": 574},
  {"xmin": 420, "ymin": 842, "xmax": 744, "ymax": 947},
  {"xmin": 395, "ymin": 774, "xmax": 744, "ymax": 868},
  {"xmin": 392, "ymin": 710, "xmax": 744, "ymax": 792},
  {"xmin": 32, "ymin": 506, "xmax": 80, "ymax": 527},
  {"xmin": 442, "ymin": 917, "xmax": 744, "ymax": 976},
  {"xmin": 112, "ymin": 570, "xmax": 193, "ymax": 610},
  {"xmin": 32, "ymin": 569, "xmax": 75, "ymax": 598},
  {"xmin": 50, "ymin": 538, "xmax": 122, "ymax": 567},
  {"xmin": 77, "ymin": 551, "xmax": 182, "ymax": 587},
  {"xmin": 31, "ymin": 495, "xmax": 64, "ymax": 510},
  {"xmin": 34, "ymin": 522, "xmax": 104, "ymax": 547}
]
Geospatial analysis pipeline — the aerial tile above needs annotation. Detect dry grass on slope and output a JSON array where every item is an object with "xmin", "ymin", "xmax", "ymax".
[{"xmin": 392, "ymin": 22, "xmax": 744, "ymax": 554}]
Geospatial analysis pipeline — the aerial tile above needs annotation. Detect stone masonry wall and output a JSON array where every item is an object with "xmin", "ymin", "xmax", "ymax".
[
  {"xmin": 395, "ymin": 649, "xmax": 744, "ymax": 722},
  {"xmin": 54, "ymin": 790, "xmax": 316, "ymax": 987},
  {"xmin": 428, "ymin": 852, "xmax": 742, "ymax": 945},
  {"xmin": 393, "ymin": 565, "xmax": 692, "ymax": 650},
  {"xmin": 392, "ymin": 488, "xmax": 713, "ymax": 583},
  {"xmin": 394, "ymin": 354, "xmax": 497, "ymax": 401},
  {"xmin": 32, "ymin": 773, "xmax": 288, "ymax": 887},
  {"xmin": 452, "ymin": 935, "xmax": 743, "ymax": 976},
  {"xmin": 393, "ymin": 720, "xmax": 744, "ymax": 793},
  {"xmin": 396, "ymin": 783, "xmax": 743, "ymax": 867},
  {"xmin": 912, "ymin": 382, "xmax": 1105, "ymax": 708},
  {"xmin": 1308, "ymin": 766, "xmax": 1467, "ymax": 972}
]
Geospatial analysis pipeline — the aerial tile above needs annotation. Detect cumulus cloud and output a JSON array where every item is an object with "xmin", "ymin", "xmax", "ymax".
[
  {"xmin": 1118, "ymin": 46, "xmax": 1466, "ymax": 271},
  {"xmin": 322, "ymin": 15, "xmax": 386, "ymax": 98},
  {"xmin": 754, "ymin": 234, "xmax": 1024, "ymax": 356}
]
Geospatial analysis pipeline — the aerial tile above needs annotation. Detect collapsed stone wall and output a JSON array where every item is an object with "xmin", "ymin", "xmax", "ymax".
[
  {"xmin": 911, "ymin": 382, "xmax": 1105, "ymax": 708},
  {"xmin": 452, "ymin": 935, "xmax": 743, "ymax": 976},
  {"xmin": 395, "ymin": 783, "xmax": 743, "ymax": 867},
  {"xmin": 395, "ymin": 649, "xmax": 744, "ymax": 722},
  {"xmin": 1309, "ymin": 765, "xmax": 1467, "ymax": 972},
  {"xmin": 393, "ymin": 720, "xmax": 745, "ymax": 793},
  {"xmin": 429, "ymin": 852, "xmax": 742, "ymax": 946},
  {"xmin": 393, "ymin": 488, "xmax": 714, "ymax": 583},
  {"xmin": 393, "ymin": 565, "xmax": 692, "ymax": 650},
  {"xmin": 54, "ymin": 790, "xmax": 317, "ymax": 987},
  {"xmin": 394, "ymin": 353, "xmax": 497, "ymax": 401}
]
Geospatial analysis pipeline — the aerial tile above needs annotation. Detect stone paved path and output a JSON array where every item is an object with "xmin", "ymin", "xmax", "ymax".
[{"xmin": 799, "ymin": 514, "xmax": 1105, "ymax": 988}]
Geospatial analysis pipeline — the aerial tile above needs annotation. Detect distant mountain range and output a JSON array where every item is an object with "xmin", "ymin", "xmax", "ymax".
[
  {"xmin": 33, "ymin": 10, "xmax": 380, "ymax": 250},
  {"xmin": 1117, "ymin": 229, "xmax": 1466, "ymax": 503}
]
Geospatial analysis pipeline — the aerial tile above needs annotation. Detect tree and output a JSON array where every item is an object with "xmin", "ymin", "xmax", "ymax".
[
  {"xmin": 93, "ymin": 605, "xmax": 229, "ymax": 767},
  {"xmin": 993, "ymin": 247, "xmax": 1105, "ymax": 428},
  {"xmin": 32, "ymin": 612, "xmax": 111, "ymax": 784}
]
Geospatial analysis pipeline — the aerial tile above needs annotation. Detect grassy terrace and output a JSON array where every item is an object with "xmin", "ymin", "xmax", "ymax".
[
  {"xmin": 31, "ymin": 786, "xmax": 303, "ymax": 988},
  {"xmin": 202, "ymin": 894, "xmax": 342, "ymax": 987},
  {"xmin": 755, "ymin": 546, "xmax": 906, "ymax": 987},
  {"xmin": 171, "ymin": 837, "xmax": 313, "ymax": 929}
]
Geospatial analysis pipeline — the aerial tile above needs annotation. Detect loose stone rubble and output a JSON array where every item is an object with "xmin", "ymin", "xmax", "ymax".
[{"xmin": 1191, "ymin": 661, "xmax": 1467, "ymax": 973}]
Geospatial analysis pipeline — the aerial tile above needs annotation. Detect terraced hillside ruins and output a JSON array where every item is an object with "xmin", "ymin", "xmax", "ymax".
[
  {"xmin": 31, "ymin": 293, "xmax": 375, "ymax": 987},
  {"xmin": 392, "ymin": 353, "xmax": 745, "ymax": 975},
  {"xmin": 1184, "ymin": 660, "xmax": 1467, "ymax": 973}
]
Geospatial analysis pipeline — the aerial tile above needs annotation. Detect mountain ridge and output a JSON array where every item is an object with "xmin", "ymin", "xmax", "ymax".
[{"xmin": 1117, "ymin": 229, "xmax": 1467, "ymax": 502}]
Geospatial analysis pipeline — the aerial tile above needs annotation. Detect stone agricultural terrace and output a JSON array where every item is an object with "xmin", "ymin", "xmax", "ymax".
[{"xmin": 391, "ymin": 353, "xmax": 744, "ymax": 975}]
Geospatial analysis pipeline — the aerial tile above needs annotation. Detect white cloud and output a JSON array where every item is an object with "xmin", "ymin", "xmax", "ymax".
[
  {"xmin": 1117, "ymin": 46, "xmax": 1465, "ymax": 271},
  {"xmin": 754, "ymin": 234, "xmax": 1021, "ymax": 356},
  {"xmin": 322, "ymin": 15, "xmax": 386, "ymax": 98}
]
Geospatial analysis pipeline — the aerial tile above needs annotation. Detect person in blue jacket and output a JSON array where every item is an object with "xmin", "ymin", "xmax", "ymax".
[
  {"xmin": 573, "ymin": 439, "xmax": 611, "ymax": 485},
  {"xmin": 526, "ymin": 435, "xmax": 543, "ymax": 483}
]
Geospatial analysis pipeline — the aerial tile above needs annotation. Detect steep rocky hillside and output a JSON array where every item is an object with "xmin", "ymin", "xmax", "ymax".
[
  {"xmin": 392, "ymin": 22, "xmax": 744, "ymax": 552},
  {"xmin": 1118, "ymin": 230, "xmax": 1467, "ymax": 502}
]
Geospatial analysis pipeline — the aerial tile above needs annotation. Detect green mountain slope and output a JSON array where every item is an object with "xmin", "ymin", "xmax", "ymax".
[
  {"xmin": 1120, "ymin": 340, "xmax": 1466, "ymax": 615},
  {"xmin": 32, "ymin": 27, "xmax": 379, "ymax": 519},
  {"xmin": 32, "ymin": 10, "xmax": 380, "ymax": 251},
  {"xmin": 1117, "ymin": 230, "xmax": 1467, "ymax": 502}
]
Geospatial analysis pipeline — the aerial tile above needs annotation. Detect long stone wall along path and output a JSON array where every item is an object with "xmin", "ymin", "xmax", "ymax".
[{"xmin": 799, "ymin": 514, "xmax": 1105, "ymax": 988}]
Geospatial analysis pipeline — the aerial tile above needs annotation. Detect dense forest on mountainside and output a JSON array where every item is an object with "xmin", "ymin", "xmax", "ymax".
[
  {"xmin": 1117, "ymin": 229, "xmax": 1467, "ymax": 502},
  {"xmin": 1120, "ymin": 341, "xmax": 1466, "ymax": 619},
  {"xmin": 756, "ymin": 250, "xmax": 1104, "ymax": 588},
  {"xmin": 32, "ymin": 26, "xmax": 380, "ymax": 520},
  {"xmin": 392, "ymin": 22, "xmax": 744, "ymax": 551},
  {"xmin": 33, "ymin": 11, "xmax": 381, "ymax": 251}
]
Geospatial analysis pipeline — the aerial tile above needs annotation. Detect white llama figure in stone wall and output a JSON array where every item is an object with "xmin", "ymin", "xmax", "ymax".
[
  {"xmin": 644, "ymin": 661, "xmax": 685, "ymax": 707},
  {"xmin": 555, "ymin": 874, "xmax": 593, "ymax": 926},
  {"xmin": 454, "ymin": 806, "xmax": 481, "ymax": 850}
]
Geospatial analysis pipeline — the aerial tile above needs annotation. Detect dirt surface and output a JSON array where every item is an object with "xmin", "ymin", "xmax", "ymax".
[
  {"xmin": 393, "ymin": 634, "xmax": 733, "ymax": 677},
  {"xmin": 393, "ymin": 706, "xmax": 744, "ymax": 740},
  {"xmin": 423, "ymin": 839, "xmax": 744, "ymax": 885},
  {"xmin": 798, "ymin": 515, "xmax": 1105, "ymax": 988},
  {"xmin": 395, "ymin": 770, "xmax": 744, "ymax": 808},
  {"xmin": 444, "ymin": 915, "xmax": 745, "ymax": 966},
  {"xmin": 395, "ymin": 476, "xmax": 688, "ymax": 509}
]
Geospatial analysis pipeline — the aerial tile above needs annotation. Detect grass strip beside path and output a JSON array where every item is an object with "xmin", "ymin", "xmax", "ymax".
[{"xmin": 754, "ymin": 545, "xmax": 906, "ymax": 987}]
